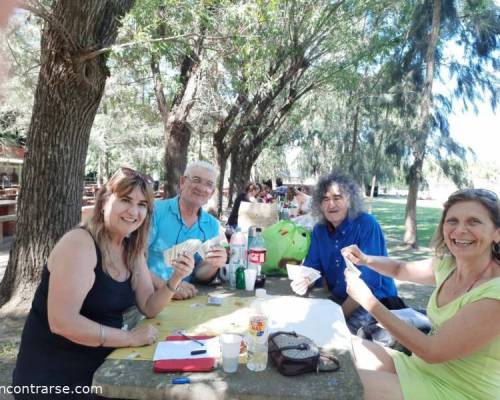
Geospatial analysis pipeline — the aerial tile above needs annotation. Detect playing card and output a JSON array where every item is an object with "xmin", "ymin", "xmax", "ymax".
[
  {"xmin": 163, "ymin": 239, "xmax": 203, "ymax": 266},
  {"xmin": 343, "ymin": 256, "xmax": 361, "ymax": 277},
  {"xmin": 286, "ymin": 264, "xmax": 321, "ymax": 282},
  {"xmin": 199, "ymin": 236, "xmax": 222, "ymax": 258},
  {"xmin": 291, "ymin": 278, "xmax": 309, "ymax": 296}
]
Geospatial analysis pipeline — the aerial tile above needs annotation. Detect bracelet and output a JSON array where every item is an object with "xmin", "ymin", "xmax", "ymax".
[
  {"xmin": 165, "ymin": 280, "xmax": 178, "ymax": 293},
  {"xmin": 99, "ymin": 324, "xmax": 106, "ymax": 347}
]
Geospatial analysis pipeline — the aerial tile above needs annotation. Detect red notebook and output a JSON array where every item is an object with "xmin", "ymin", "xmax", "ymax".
[{"xmin": 153, "ymin": 335, "xmax": 216, "ymax": 373}]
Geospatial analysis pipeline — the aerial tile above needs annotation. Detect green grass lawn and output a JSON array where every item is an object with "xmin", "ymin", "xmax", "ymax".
[{"xmin": 370, "ymin": 198, "xmax": 442, "ymax": 261}]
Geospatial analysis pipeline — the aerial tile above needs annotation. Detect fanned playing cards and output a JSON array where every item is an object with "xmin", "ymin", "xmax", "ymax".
[
  {"xmin": 163, "ymin": 237, "xmax": 224, "ymax": 266},
  {"xmin": 343, "ymin": 255, "xmax": 361, "ymax": 277},
  {"xmin": 287, "ymin": 264, "xmax": 322, "ymax": 296}
]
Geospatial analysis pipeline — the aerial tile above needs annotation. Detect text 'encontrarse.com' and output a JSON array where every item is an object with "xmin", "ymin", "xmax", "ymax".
[{"xmin": 0, "ymin": 384, "xmax": 103, "ymax": 395}]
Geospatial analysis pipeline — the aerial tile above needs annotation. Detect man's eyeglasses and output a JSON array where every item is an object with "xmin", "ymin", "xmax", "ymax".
[
  {"xmin": 120, "ymin": 167, "xmax": 154, "ymax": 185},
  {"xmin": 185, "ymin": 175, "xmax": 216, "ymax": 190},
  {"xmin": 452, "ymin": 188, "xmax": 498, "ymax": 201}
]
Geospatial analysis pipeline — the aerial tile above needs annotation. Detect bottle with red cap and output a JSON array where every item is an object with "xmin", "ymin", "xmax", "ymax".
[{"xmin": 247, "ymin": 227, "xmax": 266, "ymax": 275}]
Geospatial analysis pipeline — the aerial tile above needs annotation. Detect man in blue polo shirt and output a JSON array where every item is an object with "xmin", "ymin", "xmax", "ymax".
[
  {"xmin": 148, "ymin": 161, "xmax": 227, "ymax": 299},
  {"xmin": 302, "ymin": 171, "xmax": 398, "ymax": 333}
]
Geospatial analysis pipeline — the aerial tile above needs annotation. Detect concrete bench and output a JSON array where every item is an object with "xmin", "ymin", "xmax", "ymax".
[{"xmin": 0, "ymin": 214, "xmax": 16, "ymax": 241}]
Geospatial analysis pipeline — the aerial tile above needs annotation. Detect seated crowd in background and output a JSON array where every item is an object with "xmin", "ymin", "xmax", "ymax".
[
  {"xmin": 286, "ymin": 185, "xmax": 312, "ymax": 216},
  {"xmin": 227, "ymin": 182, "xmax": 262, "ymax": 228}
]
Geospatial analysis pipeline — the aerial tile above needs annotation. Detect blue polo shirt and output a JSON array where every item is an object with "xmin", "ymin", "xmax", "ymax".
[
  {"xmin": 147, "ymin": 196, "xmax": 221, "ymax": 280},
  {"xmin": 303, "ymin": 212, "xmax": 397, "ymax": 302}
]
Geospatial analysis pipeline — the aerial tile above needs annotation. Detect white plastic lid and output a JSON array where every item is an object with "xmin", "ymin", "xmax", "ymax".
[{"xmin": 255, "ymin": 288, "xmax": 267, "ymax": 298}]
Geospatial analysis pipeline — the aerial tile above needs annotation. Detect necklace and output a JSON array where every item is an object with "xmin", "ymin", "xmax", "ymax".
[{"xmin": 464, "ymin": 261, "xmax": 492, "ymax": 293}]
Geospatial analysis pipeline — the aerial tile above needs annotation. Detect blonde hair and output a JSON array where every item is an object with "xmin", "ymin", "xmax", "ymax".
[{"xmin": 83, "ymin": 168, "xmax": 154, "ymax": 278}]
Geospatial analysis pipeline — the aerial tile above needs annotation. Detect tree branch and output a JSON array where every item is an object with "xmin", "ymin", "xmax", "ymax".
[
  {"xmin": 19, "ymin": 0, "xmax": 77, "ymax": 51},
  {"xmin": 76, "ymin": 33, "xmax": 249, "ymax": 63}
]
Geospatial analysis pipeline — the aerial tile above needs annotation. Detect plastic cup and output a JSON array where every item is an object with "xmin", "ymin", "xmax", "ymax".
[
  {"xmin": 220, "ymin": 334, "xmax": 241, "ymax": 373},
  {"xmin": 244, "ymin": 269, "xmax": 257, "ymax": 291},
  {"xmin": 220, "ymin": 264, "xmax": 237, "ymax": 289}
]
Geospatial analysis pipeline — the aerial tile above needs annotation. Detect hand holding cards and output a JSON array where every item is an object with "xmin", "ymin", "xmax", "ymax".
[
  {"xmin": 286, "ymin": 264, "xmax": 322, "ymax": 296},
  {"xmin": 343, "ymin": 255, "xmax": 361, "ymax": 277},
  {"xmin": 163, "ymin": 237, "xmax": 228, "ymax": 267}
]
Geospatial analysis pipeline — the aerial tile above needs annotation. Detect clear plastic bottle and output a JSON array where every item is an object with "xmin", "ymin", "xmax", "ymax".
[
  {"xmin": 229, "ymin": 227, "xmax": 247, "ymax": 268},
  {"xmin": 247, "ymin": 228, "xmax": 266, "ymax": 274},
  {"xmin": 247, "ymin": 288, "xmax": 268, "ymax": 371}
]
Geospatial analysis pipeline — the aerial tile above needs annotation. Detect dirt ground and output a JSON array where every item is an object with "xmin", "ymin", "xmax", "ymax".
[{"xmin": 0, "ymin": 315, "xmax": 24, "ymax": 398}]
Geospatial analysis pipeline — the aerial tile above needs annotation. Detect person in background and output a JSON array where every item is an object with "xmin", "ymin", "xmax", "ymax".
[
  {"xmin": 258, "ymin": 182, "xmax": 273, "ymax": 204},
  {"xmin": 343, "ymin": 188, "xmax": 500, "ymax": 400},
  {"xmin": 227, "ymin": 182, "xmax": 260, "ymax": 228},
  {"xmin": 296, "ymin": 171, "xmax": 398, "ymax": 333},
  {"xmin": 298, "ymin": 185, "xmax": 309, "ymax": 195},
  {"xmin": 274, "ymin": 177, "xmax": 288, "ymax": 199},
  {"xmin": 13, "ymin": 167, "xmax": 191, "ymax": 398},
  {"xmin": 147, "ymin": 161, "xmax": 227, "ymax": 300},
  {"xmin": 11, "ymin": 168, "xmax": 19, "ymax": 184},
  {"xmin": 288, "ymin": 186, "xmax": 312, "ymax": 215},
  {"xmin": 263, "ymin": 179, "xmax": 273, "ymax": 191}
]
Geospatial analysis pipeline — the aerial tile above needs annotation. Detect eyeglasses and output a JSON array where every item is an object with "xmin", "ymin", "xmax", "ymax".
[
  {"xmin": 120, "ymin": 167, "xmax": 154, "ymax": 185},
  {"xmin": 452, "ymin": 188, "xmax": 498, "ymax": 201},
  {"xmin": 185, "ymin": 175, "xmax": 216, "ymax": 190}
]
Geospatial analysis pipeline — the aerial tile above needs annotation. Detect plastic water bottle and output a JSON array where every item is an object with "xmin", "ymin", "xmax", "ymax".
[
  {"xmin": 247, "ymin": 228, "xmax": 266, "ymax": 275},
  {"xmin": 247, "ymin": 226, "xmax": 257, "ymax": 250},
  {"xmin": 230, "ymin": 228, "xmax": 247, "ymax": 268},
  {"xmin": 247, "ymin": 288, "xmax": 268, "ymax": 371}
]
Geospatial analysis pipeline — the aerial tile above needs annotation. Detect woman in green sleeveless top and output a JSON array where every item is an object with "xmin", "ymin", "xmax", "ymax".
[{"xmin": 342, "ymin": 189, "xmax": 500, "ymax": 400}]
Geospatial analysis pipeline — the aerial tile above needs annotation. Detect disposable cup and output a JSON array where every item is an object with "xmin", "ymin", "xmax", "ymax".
[
  {"xmin": 244, "ymin": 269, "xmax": 257, "ymax": 291},
  {"xmin": 220, "ymin": 334, "xmax": 241, "ymax": 373}
]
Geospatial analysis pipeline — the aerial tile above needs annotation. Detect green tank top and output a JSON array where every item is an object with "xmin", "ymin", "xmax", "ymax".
[{"xmin": 393, "ymin": 256, "xmax": 500, "ymax": 400}]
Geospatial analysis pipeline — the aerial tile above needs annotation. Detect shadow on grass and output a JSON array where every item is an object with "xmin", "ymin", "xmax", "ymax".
[
  {"xmin": 372, "ymin": 199, "xmax": 442, "ymax": 249},
  {"xmin": 387, "ymin": 243, "xmax": 434, "ymax": 261},
  {"xmin": 396, "ymin": 282, "xmax": 434, "ymax": 310}
]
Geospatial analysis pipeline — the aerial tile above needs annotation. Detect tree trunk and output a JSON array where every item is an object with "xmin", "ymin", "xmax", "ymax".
[
  {"xmin": 214, "ymin": 145, "xmax": 228, "ymax": 218},
  {"xmin": 229, "ymin": 149, "xmax": 250, "ymax": 197},
  {"xmin": 227, "ymin": 154, "xmax": 236, "ymax": 208},
  {"xmin": 149, "ymin": 8, "xmax": 206, "ymax": 199},
  {"xmin": 403, "ymin": 0, "xmax": 441, "ymax": 248},
  {"xmin": 368, "ymin": 119, "xmax": 386, "ymax": 213},
  {"xmin": 163, "ymin": 48, "xmax": 204, "ymax": 197},
  {"xmin": 368, "ymin": 175, "xmax": 377, "ymax": 213},
  {"xmin": 404, "ymin": 159, "xmax": 422, "ymax": 246},
  {"xmin": 0, "ymin": 0, "xmax": 134, "ymax": 312},
  {"xmin": 348, "ymin": 101, "xmax": 360, "ymax": 175}
]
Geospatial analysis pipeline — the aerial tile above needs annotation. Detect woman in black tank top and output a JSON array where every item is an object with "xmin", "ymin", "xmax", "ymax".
[{"xmin": 12, "ymin": 168, "xmax": 195, "ymax": 399}]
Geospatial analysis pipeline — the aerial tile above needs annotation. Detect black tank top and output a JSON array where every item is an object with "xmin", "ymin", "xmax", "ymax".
[{"xmin": 12, "ymin": 229, "xmax": 135, "ymax": 399}]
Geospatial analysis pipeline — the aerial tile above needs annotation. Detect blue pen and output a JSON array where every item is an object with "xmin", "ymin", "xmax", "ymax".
[{"xmin": 171, "ymin": 377, "xmax": 191, "ymax": 384}]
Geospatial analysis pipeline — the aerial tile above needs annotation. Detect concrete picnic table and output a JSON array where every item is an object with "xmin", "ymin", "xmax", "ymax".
[{"xmin": 92, "ymin": 277, "xmax": 363, "ymax": 400}]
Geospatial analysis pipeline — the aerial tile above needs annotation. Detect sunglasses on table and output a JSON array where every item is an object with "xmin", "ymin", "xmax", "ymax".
[{"xmin": 120, "ymin": 167, "xmax": 154, "ymax": 185}]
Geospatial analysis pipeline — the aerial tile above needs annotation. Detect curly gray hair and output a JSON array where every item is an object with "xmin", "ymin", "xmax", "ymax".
[{"xmin": 311, "ymin": 171, "xmax": 366, "ymax": 223}]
